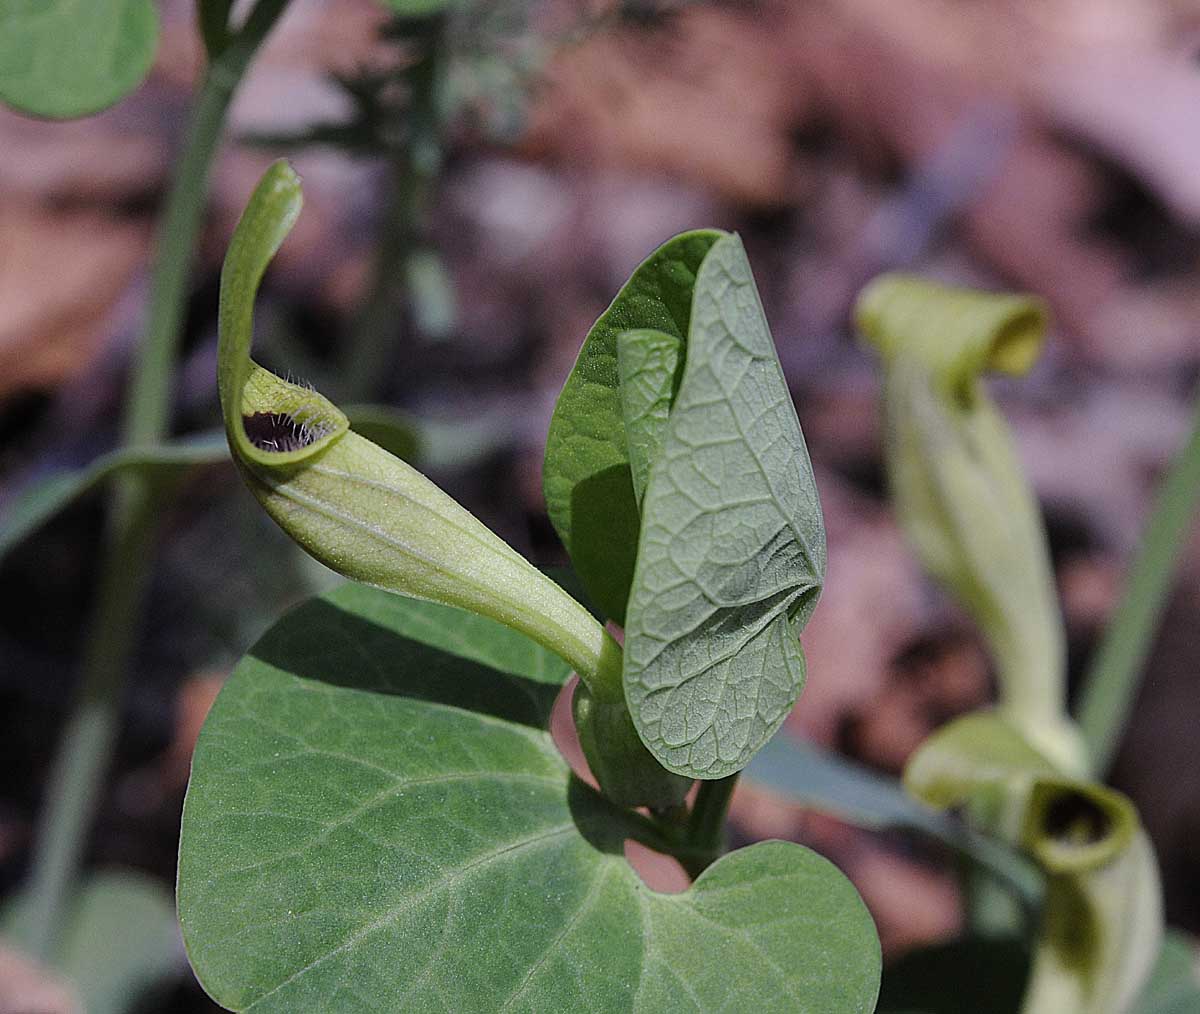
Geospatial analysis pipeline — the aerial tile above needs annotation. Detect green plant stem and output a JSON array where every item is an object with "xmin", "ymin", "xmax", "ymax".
[
  {"xmin": 198, "ymin": 0, "xmax": 236, "ymax": 57},
  {"xmin": 22, "ymin": 0, "xmax": 290, "ymax": 962},
  {"xmin": 342, "ymin": 158, "xmax": 417, "ymax": 401},
  {"xmin": 22, "ymin": 485, "xmax": 166, "ymax": 962},
  {"xmin": 625, "ymin": 813, "xmax": 713, "ymax": 870},
  {"xmin": 125, "ymin": 0, "xmax": 291, "ymax": 446},
  {"xmin": 342, "ymin": 15, "xmax": 444, "ymax": 401},
  {"xmin": 1076, "ymin": 394, "xmax": 1200, "ymax": 776},
  {"xmin": 681, "ymin": 774, "xmax": 739, "ymax": 878}
]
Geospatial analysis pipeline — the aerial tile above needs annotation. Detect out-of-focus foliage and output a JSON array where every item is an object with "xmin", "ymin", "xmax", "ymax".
[{"xmin": 0, "ymin": 0, "xmax": 158, "ymax": 119}]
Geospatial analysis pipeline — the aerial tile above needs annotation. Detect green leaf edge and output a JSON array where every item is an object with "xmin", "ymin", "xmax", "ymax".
[{"xmin": 621, "ymin": 232, "xmax": 826, "ymax": 780}]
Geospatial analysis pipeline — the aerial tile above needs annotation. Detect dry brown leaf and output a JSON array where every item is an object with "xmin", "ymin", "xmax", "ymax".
[
  {"xmin": 0, "ymin": 109, "xmax": 167, "ymax": 205},
  {"xmin": 525, "ymin": 6, "xmax": 806, "ymax": 205},
  {"xmin": 1027, "ymin": 46, "xmax": 1200, "ymax": 224},
  {"xmin": 0, "ymin": 203, "xmax": 149, "ymax": 400}
]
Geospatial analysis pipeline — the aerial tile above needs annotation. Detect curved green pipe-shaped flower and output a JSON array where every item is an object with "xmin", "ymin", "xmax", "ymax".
[
  {"xmin": 217, "ymin": 161, "xmax": 688, "ymax": 809},
  {"xmin": 857, "ymin": 274, "xmax": 1085, "ymax": 774},
  {"xmin": 905, "ymin": 712, "xmax": 1162, "ymax": 1014}
]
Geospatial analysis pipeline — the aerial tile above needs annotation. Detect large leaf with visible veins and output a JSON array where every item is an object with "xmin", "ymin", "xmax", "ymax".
[
  {"xmin": 623, "ymin": 234, "xmax": 826, "ymax": 779},
  {"xmin": 178, "ymin": 582, "xmax": 878, "ymax": 1012}
]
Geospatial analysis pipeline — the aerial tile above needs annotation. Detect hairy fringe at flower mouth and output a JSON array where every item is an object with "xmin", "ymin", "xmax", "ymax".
[{"xmin": 243, "ymin": 410, "xmax": 332, "ymax": 452}]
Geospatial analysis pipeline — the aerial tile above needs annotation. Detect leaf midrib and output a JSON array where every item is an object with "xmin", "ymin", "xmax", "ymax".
[{"xmin": 241, "ymin": 822, "xmax": 578, "ymax": 1011}]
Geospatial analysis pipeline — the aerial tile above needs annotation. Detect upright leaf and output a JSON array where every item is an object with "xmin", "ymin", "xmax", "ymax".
[
  {"xmin": 179, "ymin": 583, "xmax": 881, "ymax": 1013},
  {"xmin": 543, "ymin": 230, "xmax": 723, "ymax": 622},
  {"xmin": 623, "ymin": 234, "xmax": 825, "ymax": 779},
  {"xmin": 617, "ymin": 328, "xmax": 683, "ymax": 505},
  {"xmin": 0, "ymin": 0, "xmax": 158, "ymax": 119}
]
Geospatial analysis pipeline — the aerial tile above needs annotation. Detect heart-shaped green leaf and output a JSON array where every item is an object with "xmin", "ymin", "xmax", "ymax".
[
  {"xmin": 623, "ymin": 234, "xmax": 826, "ymax": 779},
  {"xmin": 179, "ymin": 582, "xmax": 880, "ymax": 1012},
  {"xmin": 0, "ymin": 0, "xmax": 158, "ymax": 119},
  {"xmin": 543, "ymin": 230, "xmax": 723, "ymax": 623}
]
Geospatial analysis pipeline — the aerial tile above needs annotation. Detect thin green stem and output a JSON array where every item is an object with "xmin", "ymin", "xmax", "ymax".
[
  {"xmin": 22, "ymin": 0, "xmax": 291, "ymax": 961},
  {"xmin": 342, "ymin": 16, "xmax": 444, "ymax": 401},
  {"xmin": 624, "ymin": 811, "xmax": 714, "ymax": 869},
  {"xmin": 22, "ymin": 483, "xmax": 166, "ymax": 960},
  {"xmin": 197, "ymin": 0, "xmax": 235, "ymax": 60},
  {"xmin": 123, "ymin": 0, "xmax": 291, "ymax": 448},
  {"xmin": 1076, "ymin": 392, "xmax": 1200, "ymax": 776},
  {"xmin": 341, "ymin": 158, "xmax": 411, "ymax": 401},
  {"xmin": 681, "ymin": 773, "xmax": 739, "ymax": 878}
]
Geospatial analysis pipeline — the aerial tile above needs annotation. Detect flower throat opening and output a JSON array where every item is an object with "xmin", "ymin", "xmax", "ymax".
[{"xmin": 243, "ymin": 411, "xmax": 323, "ymax": 453}]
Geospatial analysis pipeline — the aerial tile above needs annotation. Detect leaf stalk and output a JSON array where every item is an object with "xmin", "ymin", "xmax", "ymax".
[{"xmin": 680, "ymin": 773, "xmax": 739, "ymax": 878}]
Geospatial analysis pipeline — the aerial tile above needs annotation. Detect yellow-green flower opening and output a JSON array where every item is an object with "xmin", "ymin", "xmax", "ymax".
[{"xmin": 866, "ymin": 274, "xmax": 1163, "ymax": 1013}]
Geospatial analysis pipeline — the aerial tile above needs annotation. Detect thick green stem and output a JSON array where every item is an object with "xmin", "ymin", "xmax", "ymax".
[
  {"xmin": 681, "ymin": 773, "xmax": 739, "ymax": 878},
  {"xmin": 1076, "ymin": 392, "xmax": 1200, "ymax": 776},
  {"xmin": 22, "ymin": 0, "xmax": 290, "ymax": 961}
]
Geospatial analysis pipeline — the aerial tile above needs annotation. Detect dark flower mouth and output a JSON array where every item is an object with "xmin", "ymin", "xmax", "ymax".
[
  {"xmin": 1042, "ymin": 792, "xmax": 1111, "ymax": 848},
  {"xmin": 243, "ymin": 411, "xmax": 323, "ymax": 453}
]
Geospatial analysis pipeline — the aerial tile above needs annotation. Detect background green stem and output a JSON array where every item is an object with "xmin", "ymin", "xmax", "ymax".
[
  {"xmin": 1076, "ymin": 392, "xmax": 1200, "ymax": 776},
  {"xmin": 22, "ymin": 0, "xmax": 290, "ymax": 961},
  {"xmin": 681, "ymin": 774, "xmax": 739, "ymax": 878},
  {"xmin": 342, "ymin": 15, "xmax": 444, "ymax": 401}
]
